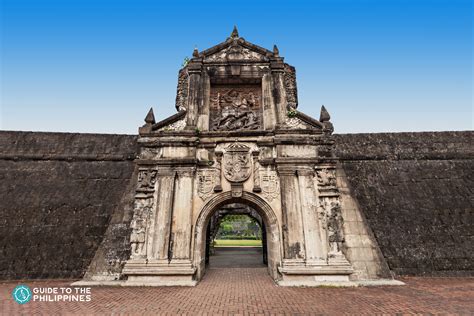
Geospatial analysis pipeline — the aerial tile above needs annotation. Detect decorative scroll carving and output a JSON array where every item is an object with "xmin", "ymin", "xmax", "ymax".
[
  {"xmin": 175, "ymin": 68, "xmax": 188, "ymax": 111},
  {"xmin": 284, "ymin": 64, "xmax": 298, "ymax": 109},
  {"xmin": 284, "ymin": 116, "xmax": 308, "ymax": 129},
  {"xmin": 252, "ymin": 150, "xmax": 261, "ymax": 192},
  {"xmin": 197, "ymin": 169, "xmax": 216, "ymax": 201},
  {"xmin": 210, "ymin": 85, "xmax": 262, "ymax": 131},
  {"xmin": 157, "ymin": 118, "xmax": 186, "ymax": 131},
  {"xmin": 223, "ymin": 143, "xmax": 252, "ymax": 183},
  {"xmin": 261, "ymin": 170, "xmax": 279, "ymax": 202}
]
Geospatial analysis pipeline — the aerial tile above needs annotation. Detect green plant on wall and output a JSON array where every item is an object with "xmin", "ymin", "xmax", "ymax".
[
  {"xmin": 287, "ymin": 109, "xmax": 297, "ymax": 118},
  {"xmin": 181, "ymin": 56, "xmax": 190, "ymax": 67}
]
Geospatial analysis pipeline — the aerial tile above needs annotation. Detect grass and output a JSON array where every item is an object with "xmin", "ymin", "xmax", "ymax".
[{"xmin": 214, "ymin": 239, "xmax": 262, "ymax": 247}]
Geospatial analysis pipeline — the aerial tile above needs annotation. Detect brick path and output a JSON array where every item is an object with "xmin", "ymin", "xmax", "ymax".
[{"xmin": 1, "ymin": 268, "xmax": 473, "ymax": 315}]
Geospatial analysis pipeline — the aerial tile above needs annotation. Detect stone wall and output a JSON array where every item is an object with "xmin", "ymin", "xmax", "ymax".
[
  {"xmin": 0, "ymin": 131, "xmax": 138, "ymax": 279},
  {"xmin": 0, "ymin": 130, "xmax": 472, "ymax": 279},
  {"xmin": 333, "ymin": 131, "xmax": 473, "ymax": 276}
]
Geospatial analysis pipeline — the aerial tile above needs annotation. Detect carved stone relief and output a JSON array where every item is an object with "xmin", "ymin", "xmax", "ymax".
[
  {"xmin": 210, "ymin": 85, "xmax": 262, "ymax": 131},
  {"xmin": 197, "ymin": 169, "xmax": 216, "ymax": 201},
  {"xmin": 175, "ymin": 68, "xmax": 188, "ymax": 111},
  {"xmin": 260, "ymin": 169, "xmax": 279, "ymax": 202},
  {"xmin": 157, "ymin": 119, "xmax": 186, "ymax": 131},
  {"xmin": 130, "ymin": 168, "xmax": 158, "ymax": 259},
  {"xmin": 284, "ymin": 64, "xmax": 298, "ymax": 109},
  {"xmin": 316, "ymin": 168, "xmax": 337, "ymax": 191},
  {"xmin": 204, "ymin": 43, "xmax": 268, "ymax": 63},
  {"xmin": 223, "ymin": 143, "xmax": 252, "ymax": 182},
  {"xmin": 285, "ymin": 116, "xmax": 308, "ymax": 129}
]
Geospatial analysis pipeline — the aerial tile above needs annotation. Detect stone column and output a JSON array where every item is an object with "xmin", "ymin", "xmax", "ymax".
[
  {"xmin": 262, "ymin": 70, "xmax": 277, "ymax": 130},
  {"xmin": 186, "ymin": 60, "xmax": 203, "ymax": 127},
  {"xmin": 297, "ymin": 168, "xmax": 325, "ymax": 262},
  {"xmin": 277, "ymin": 166, "xmax": 306, "ymax": 260},
  {"xmin": 270, "ymin": 60, "xmax": 288, "ymax": 125},
  {"xmin": 149, "ymin": 169, "xmax": 176, "ymax": 260},
  {"xmin": 169, "ymin": 167, "xmax": 195, "ymax": 261}
]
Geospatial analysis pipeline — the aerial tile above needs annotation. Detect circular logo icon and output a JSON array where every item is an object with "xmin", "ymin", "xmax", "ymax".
[{"xmin": 12, "ymin": 285, "xmax": 32, "ymax": 304}]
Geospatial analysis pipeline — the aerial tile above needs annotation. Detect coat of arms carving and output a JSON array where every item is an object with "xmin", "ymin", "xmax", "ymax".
[
  {"xmin": 261, "ymin": 170, "xmax": 279, "ymax": 202},
  {"xmin": 197, "ymin": 169, "xmax": 216, "ymax": 201},
  {"xmin": 223, "ymin": 143, "xmax": 251, "ymax": 183}
]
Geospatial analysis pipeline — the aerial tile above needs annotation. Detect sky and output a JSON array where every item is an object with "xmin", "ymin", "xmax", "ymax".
[{"xmin": 1, "ymin": 0, "xmax": 472, "ymax": 134}]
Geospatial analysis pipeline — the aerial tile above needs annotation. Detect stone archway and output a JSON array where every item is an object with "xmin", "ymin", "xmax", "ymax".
[{"xmin": 193, "ymin": 191, "xmax": 282, "ymax": 282}]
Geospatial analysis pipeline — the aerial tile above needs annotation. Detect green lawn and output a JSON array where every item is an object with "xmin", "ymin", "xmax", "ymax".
[{"xmin": 214, "ymin": 239, "xmax": 262, "ymax": 247}]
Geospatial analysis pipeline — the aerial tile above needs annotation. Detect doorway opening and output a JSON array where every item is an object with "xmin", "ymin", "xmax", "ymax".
[{"xmin": 205, "ymin": 204, "xmax": 267, "ymax": 268}]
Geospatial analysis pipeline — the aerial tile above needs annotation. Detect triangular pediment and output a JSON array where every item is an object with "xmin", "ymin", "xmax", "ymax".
[{"xmin": 200, "ymin": 34, "xmax": 273, "ymax": 63}]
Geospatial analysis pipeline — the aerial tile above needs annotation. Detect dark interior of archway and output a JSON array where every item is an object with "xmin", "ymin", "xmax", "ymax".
[{"xmin": 205, "ymin": 203, "xmax": 267, "ymax": 268}]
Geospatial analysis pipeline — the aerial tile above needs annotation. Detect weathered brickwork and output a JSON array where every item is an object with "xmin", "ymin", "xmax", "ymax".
[
  {"xmin": 0, "ymin": 131, "xmax": 138, "ymax": 279},
  {"xmin": 333, "ymin": 131, "xmax": 473, "ymax": 276},
  {"xmin": 0, "ymin": 131, "xmax": 472, "ymax": 279}
]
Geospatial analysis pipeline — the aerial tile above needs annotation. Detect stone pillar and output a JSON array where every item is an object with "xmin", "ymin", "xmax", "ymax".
[
  {"xmin": 186, "ymin": 60, "xmax": 203, "ymax": 127},
  {"xmin": 270, "ymin": 60, "xmax": 288, "ymax": 125},
  {"xmin": 297, "ymin": 168, "xmax": 325, "ymax": 262},
  {"xmin": 262, "ymin": 70, "xmax": 277, "ymax": 130},
  {"xmin": 277, "ymin": 166, "xmax": 306, "ymax": 260},
  {"xmin": 169, "ymin": 167, "xmax": 195, "ymax": 261},
  {"xmin": 150, "ymin": 169, "xmax": 176, "ymax": 260}
]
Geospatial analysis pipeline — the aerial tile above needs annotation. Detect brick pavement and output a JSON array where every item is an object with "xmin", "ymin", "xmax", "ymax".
[{"xmin": 1, "ymin": 268, "xmax": 473, "ymax": 315}]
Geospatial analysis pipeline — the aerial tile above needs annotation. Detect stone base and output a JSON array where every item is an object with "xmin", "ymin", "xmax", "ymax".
[
  {"xmin": 121, "ymin": 259, "xmax": 197, "ymax": 286},
  {"xmin": 277, "ymin": 258, "xmax": 355, "ymax": 287}
]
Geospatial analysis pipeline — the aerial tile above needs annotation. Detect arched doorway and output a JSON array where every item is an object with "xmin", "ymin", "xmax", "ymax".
[
  {"xmin": 193, "ymin": 191, "xmax": 282, "ymax": 282},
  {"xmin": 205, "ymin": 204, "xmax": 267, "ymax": 268}
]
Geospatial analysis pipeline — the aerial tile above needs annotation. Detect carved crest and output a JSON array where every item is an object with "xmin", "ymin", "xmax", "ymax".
[
  {"xmin": 223, "ymin": 143, "xmax": 251, "ymax": 182},
  {"xmin": 197, "ymin": 169, "xmax": 216, "ymax": 200},
  {"xmin": 261, "ymin": 170, "xmax": 279, "ymax": 202}
]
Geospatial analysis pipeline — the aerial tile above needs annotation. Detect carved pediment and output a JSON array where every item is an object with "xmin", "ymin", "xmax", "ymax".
[{"xmin": 203, "ymin": 42, "xmax": 269, "ymax": 63}]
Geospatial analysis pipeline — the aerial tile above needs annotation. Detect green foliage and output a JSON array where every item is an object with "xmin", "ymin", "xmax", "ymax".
[
  {"xmin": 287, "ymin": 109, "xmax": 298, "ymax": 118},
  {"xmin": 181, "ymin": 56, "xmax": 190, "ymax": 67},
  {"xmin": 216, "ymin": 214, "xmax": 262, "ymax": 240}
]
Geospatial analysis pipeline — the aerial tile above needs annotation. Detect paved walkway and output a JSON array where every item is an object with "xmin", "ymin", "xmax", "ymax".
[
  {"xmin": 1, "ymin": 269, "xmax": 473, "ymax": 315},
  {"xmin": 210, "ymin": 247, "xmax": 265, "ymax": 268}
]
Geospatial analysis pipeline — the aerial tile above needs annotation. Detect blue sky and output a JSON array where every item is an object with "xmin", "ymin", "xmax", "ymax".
[{"xmin": 1, "ymin": 0, "xmax": 472, "ymax": 134}]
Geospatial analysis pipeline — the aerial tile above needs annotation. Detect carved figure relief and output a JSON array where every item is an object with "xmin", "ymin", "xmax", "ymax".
[
  {"xmin": 284, "ymin": 64, "xmax": 298, "ymax": 109},
  {"xmin": 223, "ymin": 143, "xmax": 251, "ymax": 182},
  {"xmin": 197, "ymin": 169, "xmax": 216, "ymax": 201},
  {"xmin": 261, "ymin": 170, "xmax": 279, "ymax": 202},
  {"xmin": 327, "ymin": 200, "xmax": 344, "ymax": 258},
  {"xmin": 210, "ymin": 85, "xmax": 262, "ymax": 131},
  {"xmin": 175, "ymin": 68, "xmax": 188, "ymax": 111},
  {"xmin": 130, "ymin": 201, "xmax": 152, "ymax": 258}
]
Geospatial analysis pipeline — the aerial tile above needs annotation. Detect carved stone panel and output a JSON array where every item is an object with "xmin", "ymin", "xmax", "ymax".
[
  {"xmin": 223, "ymin": 143, "xmax": 251, "ymax": 182},
  {"xmin": 210, "ymin": 84, "xmax": 262, "ymax": 131},
  {"xmin": 260, "ymin": 170, "xmax": 279, "ymax": 202},
  {"xmin": 197, "ymin": 169, "xmax": 216, "ymax": 201}
]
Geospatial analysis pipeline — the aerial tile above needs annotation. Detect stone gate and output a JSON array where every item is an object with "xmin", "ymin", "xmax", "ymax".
[{"xmin": 88, "ymin": 27, "xmax": 391, "ymax": 286}]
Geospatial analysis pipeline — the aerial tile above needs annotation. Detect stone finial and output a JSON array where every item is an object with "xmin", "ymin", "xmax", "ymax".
[
  {"xmin": 320, "ymin": 105, "xmax": 331, "ymax": 122},
  {"xmin": 192, "ymin": 47, "xmax": 199, "ymax": 58},
  {"xmin": 230, "ymin": 25, "xmax": 239, "ymax": 38},
  {"xmin": 273, "ymin": 45, "xmax": 280, "ymax": 57},
  {"xmin": 145, "ymin": 107, "xmax": 156, "ymax": 124}
]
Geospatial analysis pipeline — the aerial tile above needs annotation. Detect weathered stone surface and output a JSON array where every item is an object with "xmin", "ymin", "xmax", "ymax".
[
  {"xmin": 0, "ymin": 131, "xmax": 137, "ymax": 279},
  {"xmin": 0, "ymin": 131, "xmax": 472, "ymax": 280},
  {"xmin": 333, "ymin": 131, "xmax": 473, "ymax": 276}
]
